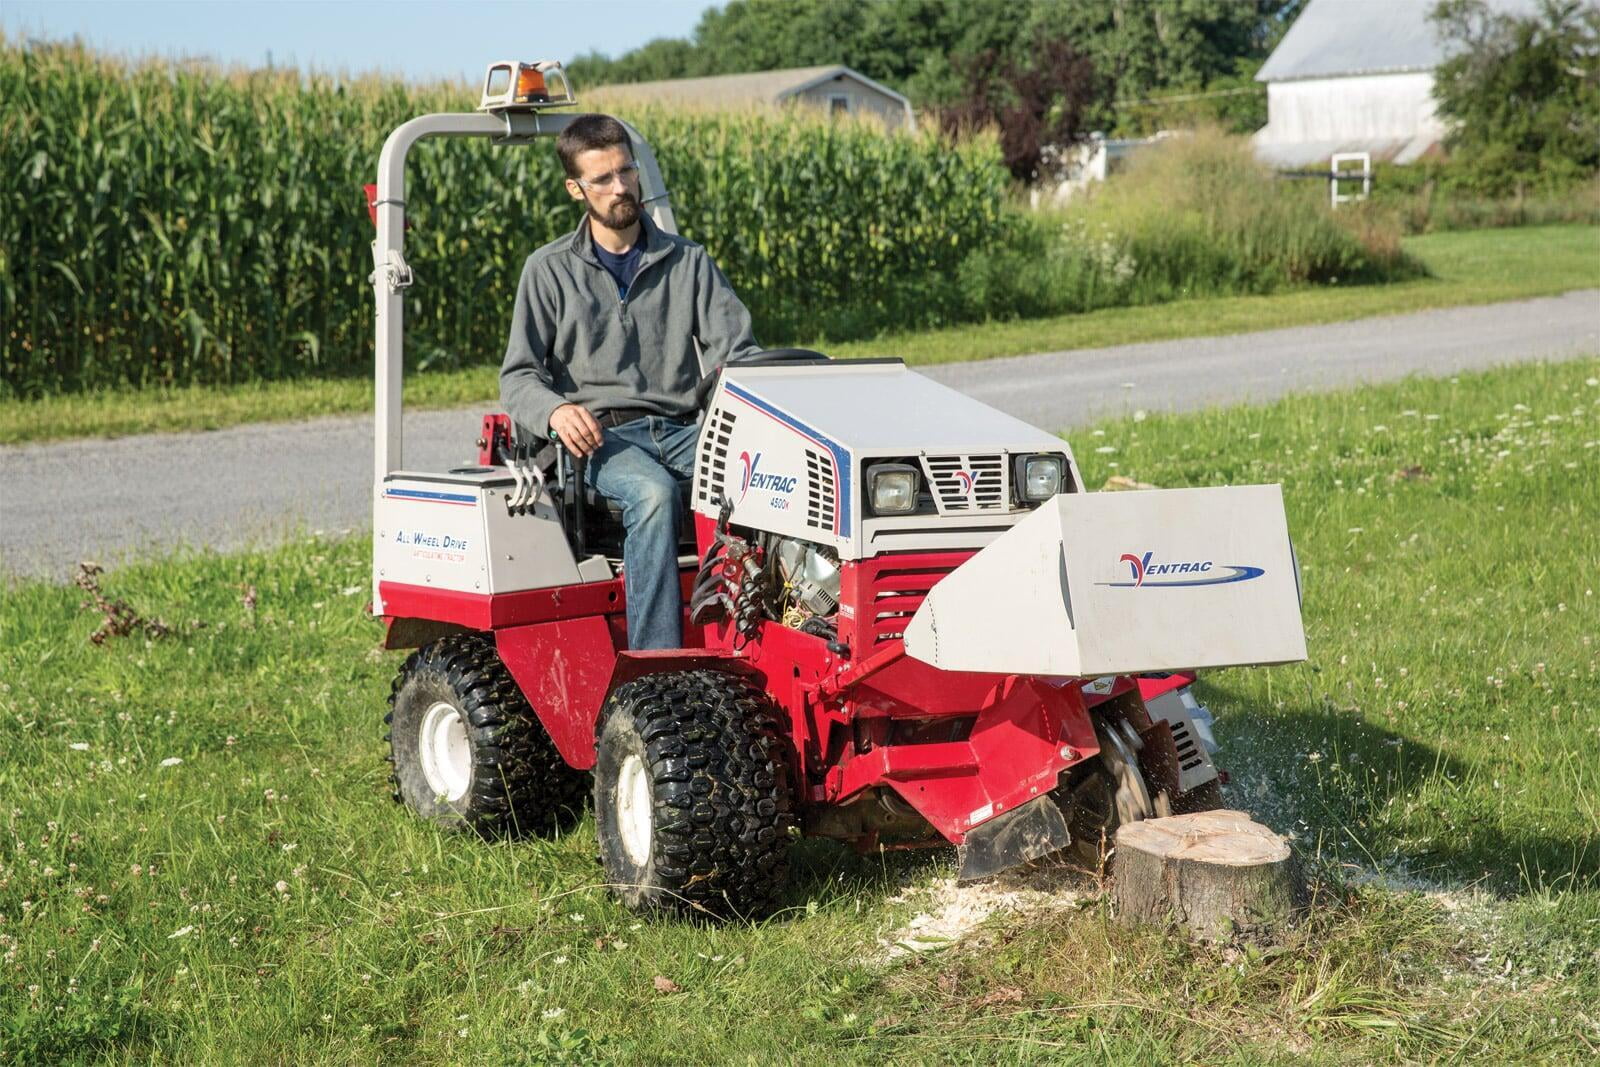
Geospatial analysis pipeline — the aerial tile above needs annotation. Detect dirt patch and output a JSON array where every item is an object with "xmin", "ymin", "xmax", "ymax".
[{"xmin": 878, "ymin": 863, "xmax": 1096, "ymax": 962}]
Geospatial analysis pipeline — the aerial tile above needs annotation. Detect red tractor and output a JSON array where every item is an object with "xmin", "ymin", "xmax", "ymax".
[{"xmin": 369, "ymin": 63, "xmax": 1306, "ymax": 918}]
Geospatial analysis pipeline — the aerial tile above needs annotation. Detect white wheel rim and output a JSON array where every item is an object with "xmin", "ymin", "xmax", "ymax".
[
  {"xmin": 419, "ymin": 700, "xmax": 471, "ymax": 803},
  {"xmin": 616, "ymin": 753, "xmax": 653, "ymax": 866}
]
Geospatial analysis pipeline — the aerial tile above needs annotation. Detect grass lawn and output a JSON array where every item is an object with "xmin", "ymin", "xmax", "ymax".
[
  {"xmin": 2, "ymin": 224, "xmax": 1596, "ymax": 447},
  {"xmin": 2, "ymin": 357, "xmax": 1595, "ymax": 1061}
]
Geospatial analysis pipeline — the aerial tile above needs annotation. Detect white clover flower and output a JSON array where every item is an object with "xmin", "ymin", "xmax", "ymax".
[
  {"xmin": 69, "ymin": 742, "xmax": 90, "ymax": 752},
  {"xmin": 160, "ymin": 757, "xmax": 183, "ymax": 767}
]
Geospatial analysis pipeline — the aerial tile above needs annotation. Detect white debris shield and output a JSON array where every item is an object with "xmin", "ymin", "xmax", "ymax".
[{"xmin": 903, "ymin": 484, "xmax": 1306, "ymax": 676}]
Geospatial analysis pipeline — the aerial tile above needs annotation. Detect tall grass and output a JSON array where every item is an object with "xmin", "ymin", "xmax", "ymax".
[
  {"xmin": 0, "ymin": 40, "xmax": 1005, "ymax": 396},
  {"xmin": 959, "ymin": 129, "xmax": 1425, "ymax": 324},
  {"xmin": 1372, "ymin": 162, "xmax": 1600, "ymax": 234}
]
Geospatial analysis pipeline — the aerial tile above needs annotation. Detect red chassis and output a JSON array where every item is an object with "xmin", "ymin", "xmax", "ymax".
[{"xmin": 380, "ymin": 474, "xmax": 1200, "ymax": 853}]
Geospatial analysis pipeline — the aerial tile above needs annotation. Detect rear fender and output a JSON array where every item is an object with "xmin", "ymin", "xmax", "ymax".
[
  {"xmin": 603, "ymin": 649, "xmax": 760, "ymax": 697},
  {"xmin": 494, "ymin": 617, "xmax": 619, "ymax": 770}
]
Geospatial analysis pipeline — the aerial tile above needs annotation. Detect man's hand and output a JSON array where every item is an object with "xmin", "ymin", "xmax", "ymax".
[{"xmin": 549, "ymin": 403, "xmax": 604, "ymax": 457}]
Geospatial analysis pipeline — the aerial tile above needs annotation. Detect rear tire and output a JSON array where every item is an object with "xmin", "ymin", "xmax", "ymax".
[
  {"xmin": 593, "ymin": 670, "xmax": 795, "ymax": 919},
  {"xmin": 386, "ymin": 633, "xmax": 587, "ymax": 838}
]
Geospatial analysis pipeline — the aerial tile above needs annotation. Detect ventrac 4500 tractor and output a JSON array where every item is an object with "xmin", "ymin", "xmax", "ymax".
[{"xmin": 369, "ymin": 63, "xmax": 1307, "ymax": 918}]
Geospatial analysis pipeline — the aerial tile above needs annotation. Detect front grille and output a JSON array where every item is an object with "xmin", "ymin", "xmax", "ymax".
[
  {"xmin": 862, "ymin": 555, "xmax": 968, "ymax": 646},
  {"xmin": 923, "ymin": 453, "xmax": 1008, "ymax": 512},
  {"xmin": 695, "ymin": 407, "xmax": 738, "ymax": 507},
  {"xmin": 805, "ymin": 448, "xmax": 836, "ymax": 532}
]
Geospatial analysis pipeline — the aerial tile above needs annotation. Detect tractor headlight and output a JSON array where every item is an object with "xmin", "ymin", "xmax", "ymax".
[
  {"xmin": 1015, "ymin": 454, "xmax": 1065, "ymax": 503},
  {"xmin": 868, "ymin": 464, "xmax": 919, "ymax": 515}
]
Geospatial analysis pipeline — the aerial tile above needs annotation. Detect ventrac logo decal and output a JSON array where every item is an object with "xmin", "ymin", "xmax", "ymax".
[
  {"xmin": 1102, "ymin": 550, "xmax": 1265, "ymax": 588},
  {"xmin": 955, "ymin": 470, "xmax": 976, "ymax": 497},
  {"xmin": 737, "ymin": 450, "xmax": 798, "ymax": 503}
]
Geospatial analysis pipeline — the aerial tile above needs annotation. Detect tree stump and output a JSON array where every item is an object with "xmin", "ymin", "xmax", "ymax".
[{"xmin": 1113, "ymin": 810, "xmax": 1306, "ymax": 942}]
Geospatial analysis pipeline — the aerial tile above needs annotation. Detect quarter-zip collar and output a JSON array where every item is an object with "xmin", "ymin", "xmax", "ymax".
[{"xmin": 568, "ymin": 212, "xmax": 672, "ymax": 275}]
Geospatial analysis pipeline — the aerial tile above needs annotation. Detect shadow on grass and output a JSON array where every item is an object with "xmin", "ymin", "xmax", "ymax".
[
  {"xmin": 784, "ymin": 838, "xmax": 955, "ymax": 915},
  {"xmin": 1203, "ymin": 680, "xmax": 1598, "ymax": 898}
]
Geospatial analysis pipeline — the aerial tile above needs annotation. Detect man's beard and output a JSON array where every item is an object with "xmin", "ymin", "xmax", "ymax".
[{"xmin": 587, "ymin": 192, "xmax": 640, "ymax": 230}]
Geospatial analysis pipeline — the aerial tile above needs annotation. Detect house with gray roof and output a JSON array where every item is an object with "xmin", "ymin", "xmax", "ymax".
[
  {"xmin": 1253, "ymin": 0, "xmax": 1537, "ymax": 167},
  {"xmin": 587, "ymin": 65, "xmax": 916, "ymax": 132}
]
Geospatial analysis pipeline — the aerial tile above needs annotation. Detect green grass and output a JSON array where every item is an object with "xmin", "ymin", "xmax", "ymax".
[
  {"xmin": 3, "ymin": 357, "xmax": 1597, "ymax": 1060},
  {"xmin": 2, "ymin": 225, "xmax": 1596, "ymax": 448}
]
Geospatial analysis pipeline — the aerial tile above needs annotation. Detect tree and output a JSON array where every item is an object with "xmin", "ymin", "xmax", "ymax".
[
  {"xmin": 567, "ymin": 0, "xmax": 1311, "ymax": 164},
  {"xmin": 577, "ymin": 0, "xmax": 1299, "ymax": 111},
  {"xmin": 1431, "ymin": 0, "xmax": 1600, "ymax": 190},
  {"xmin": 939, "ymin": 38, "xmax": 1101, "ymax": 182}
]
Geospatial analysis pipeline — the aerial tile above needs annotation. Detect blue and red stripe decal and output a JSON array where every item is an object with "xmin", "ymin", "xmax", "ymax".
[
  {"xmin": 723, "ymin": 380, "xmax": 851, "ymax": 535},
  {"xmin": 383, "ymin": 488, "xmax": 477, "ymax": 507}
]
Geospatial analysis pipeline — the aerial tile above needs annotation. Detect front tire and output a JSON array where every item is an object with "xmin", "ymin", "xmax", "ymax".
[
  {"xmin": 386, "ymin": 633, "xmax": 587, "ymax": 838},
  {"xmin": 593, "ymin": 670, "xmax": 795, "ymax": 919}
]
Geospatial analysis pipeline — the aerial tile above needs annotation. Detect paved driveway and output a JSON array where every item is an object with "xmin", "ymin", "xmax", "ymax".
[{"xmin": 3, "ymin": 290, "xmax": 1596, "ymax": 581}]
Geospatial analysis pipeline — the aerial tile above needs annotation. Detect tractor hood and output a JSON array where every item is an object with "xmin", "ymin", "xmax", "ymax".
[
  {"xmin": 902, "ymin": 484, "xmax": 1307, "ymax": 676},
  {"xmin": 693, "ymin": 361, "xmax": 1080, "ymax": 560},
  {"xmin": 717, "ymin": 361, "xmax": 1069, "ymax": 456}
]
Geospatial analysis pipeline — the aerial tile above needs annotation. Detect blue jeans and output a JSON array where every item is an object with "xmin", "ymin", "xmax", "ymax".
[{"xmin": 584, "ymin": 416, "xmax": 700, "ymax": 650}]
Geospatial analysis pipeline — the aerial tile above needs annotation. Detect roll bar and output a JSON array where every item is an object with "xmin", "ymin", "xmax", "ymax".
[{"xmin": 370, "ymin": 110, "xmax": 677, "ymax": 487}]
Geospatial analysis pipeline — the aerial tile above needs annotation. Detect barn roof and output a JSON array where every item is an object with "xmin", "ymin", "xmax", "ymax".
[{"xmin": 1256, "ymin": 0, "xmax": 1540, "ymax": 82}]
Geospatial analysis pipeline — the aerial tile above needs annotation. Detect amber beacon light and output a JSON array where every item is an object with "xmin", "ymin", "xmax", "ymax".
[{"xmin": 478, "ymin": 60, "xmax": 577, "ymax": 112}]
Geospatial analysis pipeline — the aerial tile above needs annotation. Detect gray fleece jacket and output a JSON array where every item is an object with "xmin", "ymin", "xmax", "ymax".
[{"xmin": 499, "ymin": 214, "xmax": 760, "ymax": 437}]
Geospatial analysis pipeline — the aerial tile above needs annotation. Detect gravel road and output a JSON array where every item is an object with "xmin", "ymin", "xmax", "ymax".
[{"xmin": 3, "ymin": 290, "xmax": 1596, "ymax": 581}]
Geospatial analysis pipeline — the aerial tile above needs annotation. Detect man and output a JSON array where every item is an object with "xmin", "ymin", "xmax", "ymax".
[{"xmin": 500, "ymin": 113, "xmax": 761, "ymax": 651}]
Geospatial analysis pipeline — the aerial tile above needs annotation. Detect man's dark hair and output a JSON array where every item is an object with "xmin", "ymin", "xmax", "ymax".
[{"xmin": 556, "ymin": 114, "xmax": 632, "ymax": 179}]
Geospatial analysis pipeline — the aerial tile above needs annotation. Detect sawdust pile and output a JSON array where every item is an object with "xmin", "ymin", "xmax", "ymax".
[{"xmin": 878, "ymin": 864, "xmax": 1095, "ymax": 962}]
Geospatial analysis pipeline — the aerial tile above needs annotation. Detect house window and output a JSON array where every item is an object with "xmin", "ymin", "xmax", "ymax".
[{"xmin": 828, "ymin": 94, "xmax": 851, "ymax": 116}]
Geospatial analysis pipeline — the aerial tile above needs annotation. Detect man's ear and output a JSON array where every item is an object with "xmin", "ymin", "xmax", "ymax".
[{"xmin": 565, "ymin": 179, "xmax": 584, "ymax": 203}]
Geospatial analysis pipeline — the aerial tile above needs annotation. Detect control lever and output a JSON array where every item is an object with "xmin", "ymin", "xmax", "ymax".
[{"xmin": 506, "ymin": 439, "xmax": 528, "ymax": 512}]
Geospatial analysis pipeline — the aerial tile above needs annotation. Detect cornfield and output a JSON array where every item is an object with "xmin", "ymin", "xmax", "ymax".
[{"xmin": 0, "ymin": 40, "xmax": 1007, "ymax": 396}]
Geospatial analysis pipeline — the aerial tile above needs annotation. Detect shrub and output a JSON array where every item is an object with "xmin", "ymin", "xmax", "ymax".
[
  {"xmin": 1080, "ymin": 128, "xmax": 1425, "ymax": 297},
  {"xmin": 955, "ymin": 129, "xmax": 1427, "ymax": 327},
  {"xmin": 1372, "ymin": 161, "xmax": 1600, "ymax": 234}
]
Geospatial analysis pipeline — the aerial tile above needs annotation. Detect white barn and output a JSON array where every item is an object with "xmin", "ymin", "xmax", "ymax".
[{"xmin": 1252, "ymin": 0, "xmax": 1537, "ymax": 168}]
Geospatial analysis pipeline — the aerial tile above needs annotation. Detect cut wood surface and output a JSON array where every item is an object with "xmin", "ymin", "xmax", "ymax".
[{"xmin": 1114, "ymin": 809, "xmax": 1306, "ymax": 942}]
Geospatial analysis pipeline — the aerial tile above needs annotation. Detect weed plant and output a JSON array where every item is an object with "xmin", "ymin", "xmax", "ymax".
[{"xmin": 1, "ymin": 359, "xmax": 1596, "ymax": 1060}]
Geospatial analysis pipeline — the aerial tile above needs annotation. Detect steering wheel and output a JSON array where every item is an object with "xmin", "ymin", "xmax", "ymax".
[{"xmin": 726, "ymin": 347, "xmax": 831, "ymax": 366}]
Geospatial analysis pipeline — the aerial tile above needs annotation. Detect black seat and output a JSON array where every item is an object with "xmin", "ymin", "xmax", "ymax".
[{"xmin": 551, "ymin": 448, "xmax": 696, "ymax": 562}]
